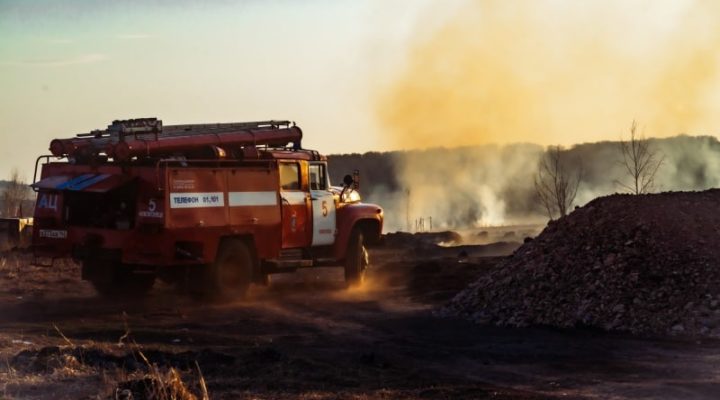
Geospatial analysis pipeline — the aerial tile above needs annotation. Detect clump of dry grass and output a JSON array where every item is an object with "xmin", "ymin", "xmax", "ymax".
[
  {"xmin": 114, "ymin": 365, "xmax": 201, "ymax": 400},
  {"xmin": 112, "ymin": 323, "xmax": 210, "ymax": 400},
  {"xmin": 0, "ymin": 345, "xmax": 98, "ymax": 400},
  {"xmin": 2, "ymin": 323, "xmax": 210, "ymax": 399},
  {"xmin": 0, "ymin": 252, "xmax": 21, "ymax": 280},
  {"xmin": 113, "ymin": 350, "xmax": 208, "ymax": 400}
]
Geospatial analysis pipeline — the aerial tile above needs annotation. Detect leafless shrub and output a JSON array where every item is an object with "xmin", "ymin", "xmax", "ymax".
[
  {"xmin": 534, "ymin": 146, "xmax": 583, "ymax": 220},
  {"xmin": 1, "ymin": 168, "xmax": 31, "ymax": 217},
  {"xmin": 617, "ymin": 121, "xmax": 664, "ymax": 194}
]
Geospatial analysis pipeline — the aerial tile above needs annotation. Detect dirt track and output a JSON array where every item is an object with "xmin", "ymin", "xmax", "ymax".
[{"xmin": 2, "ymin": 246, "xmax": 720, "ymax": 399}]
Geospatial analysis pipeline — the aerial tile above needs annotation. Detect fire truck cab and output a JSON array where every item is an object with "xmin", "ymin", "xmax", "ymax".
[{"xmin": 31, "ymin": 119, "xmax": 383, "ymax": 298}]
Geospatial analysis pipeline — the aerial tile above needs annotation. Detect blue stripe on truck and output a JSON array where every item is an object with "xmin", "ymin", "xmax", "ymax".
[
  {"xmin": 67, "ymin": 174, "xmax": 111, "ymax": 190},
  {"xmin": 56, "ymin": 174, "xmax": 96, "ymax": 190}
]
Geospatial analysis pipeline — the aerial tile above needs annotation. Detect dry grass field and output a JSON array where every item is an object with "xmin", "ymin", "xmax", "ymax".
[{"xmin": 1, "ymin": 234, "xmax": 719, "ymax": 399}]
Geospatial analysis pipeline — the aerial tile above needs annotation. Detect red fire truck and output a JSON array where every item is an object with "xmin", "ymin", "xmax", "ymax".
[{"xmin": 31, "ymin": 119, "xmax": 383, "ymax": 298}]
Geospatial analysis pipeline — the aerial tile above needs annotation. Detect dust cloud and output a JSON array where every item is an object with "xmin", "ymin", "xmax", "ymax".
[
  {"xmin": 371, "ymin": 0, "xmax": 720, "ymax": 230},
  {"xmin": 377, "ymin": 0, "xmax": 720, "ymax": 147}
]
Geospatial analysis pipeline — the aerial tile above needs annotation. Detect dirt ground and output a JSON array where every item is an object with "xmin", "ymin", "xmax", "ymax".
[{"xmin": 2, "ymin": 242, "xmax": 720, "ymax": 399}]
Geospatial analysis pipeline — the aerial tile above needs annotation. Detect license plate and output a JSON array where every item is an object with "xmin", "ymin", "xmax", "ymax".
[{"xmin": 39, "ymin": 229, "xmax": 68, "ymax": 239}]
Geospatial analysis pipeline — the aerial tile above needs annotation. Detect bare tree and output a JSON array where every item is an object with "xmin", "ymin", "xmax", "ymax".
[
  {"xmin": 617, "ymin": 121, "xmax": 664, "ymax": 195},
  {"xmin": 1, "ymin": 169, "xmax": 31, "ymax": 217},
  {"xmin": 534, "ymin": 146, "xmax": 582, "ymax": 220}
]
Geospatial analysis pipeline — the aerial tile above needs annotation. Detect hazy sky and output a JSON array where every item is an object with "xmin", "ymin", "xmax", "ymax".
[
  {"xmin": 1, "ymin": 0, "xmax": 719, "ymax": 180},
  {"xmin": 0, "ymin": 0, "xmax": 445, "ymax": 178}
]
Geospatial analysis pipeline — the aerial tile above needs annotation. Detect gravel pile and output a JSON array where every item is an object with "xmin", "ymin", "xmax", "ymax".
[{"xmin": 446, "ymin": 190, "xmax": 720, "ymax": 336}]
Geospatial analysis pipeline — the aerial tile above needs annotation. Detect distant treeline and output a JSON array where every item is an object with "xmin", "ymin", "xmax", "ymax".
[{"xmin": 328, "ymin": 135, "xmax": 720, "ymax": 230}]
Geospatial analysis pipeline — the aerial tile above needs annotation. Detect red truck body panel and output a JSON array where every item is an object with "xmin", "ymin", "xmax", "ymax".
[
  {"xmin": 32, "ymin": 120, "xmax": 383, "ymax": 279},
  {"xmin": 32, "ymin": 120, "xmax": 383, "ymax": 290}
]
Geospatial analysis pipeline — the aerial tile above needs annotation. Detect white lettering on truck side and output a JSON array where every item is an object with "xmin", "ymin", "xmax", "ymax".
[
  {"xmin": 138, "ymin": 198, "xmax": 164, "ymax": 218},
  {"xmin": 38, "ymin": 194, "xmax": 58, "ymax": 211},
  {"xmin": 169, "ymin": 192, "xmax": 224, "ymax": 208}
]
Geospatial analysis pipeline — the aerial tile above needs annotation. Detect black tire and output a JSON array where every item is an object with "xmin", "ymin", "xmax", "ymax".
[
  {"xmin": 206, "ymin": 239, "xmax": 253, "ymax": 300},
  {"xmin": 344, "ymin": 228, "xmax": 368, "ymax": 288},
  {"xmin": 85, "ymin": 261, "xmax": 156, "ymax": 298}
]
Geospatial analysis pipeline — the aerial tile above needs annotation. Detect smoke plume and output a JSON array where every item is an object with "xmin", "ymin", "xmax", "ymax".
[
  {"xmin": 330, "ymin": 136, "xmax": 720, "ymax": 231},
  {"xmin": 378, "ymin": 0, "xmax": 720, "ymax": 147},
  {"xmin": 370, "ymin": 0, "xmax": 720, "ymax": 230}
]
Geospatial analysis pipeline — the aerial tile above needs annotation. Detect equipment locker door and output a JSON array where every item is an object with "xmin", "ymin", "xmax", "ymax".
[
  {"xmin": 279, "ymin": 162, "xmax": 311, "ymax": 249},
  {"xmin": 309, "ymin": 163, "xmax": 336, "ymax": 246}
]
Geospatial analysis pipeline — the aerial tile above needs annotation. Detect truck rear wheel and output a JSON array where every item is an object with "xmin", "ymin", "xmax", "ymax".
[
  {"xmin": 344, "ymin": 228, "xmax": 368, "ymax": 288},
  {"xmin": 84, "ymin": 261, "xmax": 155, "ymax": 298},
  {"xmin": 206, "ymin": 239, "xmax": 253, "ymax": 300}
]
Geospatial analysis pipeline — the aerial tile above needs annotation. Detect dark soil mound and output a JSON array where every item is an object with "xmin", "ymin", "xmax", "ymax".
[{"xmin": 446, "ymin": 190, "xmax": 720, "ymax": 336}]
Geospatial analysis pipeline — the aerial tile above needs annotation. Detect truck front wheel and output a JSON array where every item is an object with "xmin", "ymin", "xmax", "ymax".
[{"xmin": 344, "ymin": 228, "xmax": 369, "ymax": 288}]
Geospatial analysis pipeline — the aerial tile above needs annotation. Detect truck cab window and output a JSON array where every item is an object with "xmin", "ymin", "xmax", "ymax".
[
  {"xmin": 309, "ymin": 164, "xmax": 327, "ymax": 190},
  {"xmin": 280, "ymin": 163, "xmax": 300, "ymax": 190}
]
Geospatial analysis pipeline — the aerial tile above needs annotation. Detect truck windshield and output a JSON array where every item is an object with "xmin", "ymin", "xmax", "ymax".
[{"xmin": 309, "ymin": 164, "xmax": 327, "ymax": 190}]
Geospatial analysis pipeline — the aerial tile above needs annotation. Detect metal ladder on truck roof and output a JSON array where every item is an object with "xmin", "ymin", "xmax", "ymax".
[{"xmin": 78, "ymin": 118, "xmax": 294, "ymax": 139}]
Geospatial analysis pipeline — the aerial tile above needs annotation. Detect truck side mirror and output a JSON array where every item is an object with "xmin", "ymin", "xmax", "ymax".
[{"xmin": 343, "ymin": 174, "xmax": 354, "ymax": 187}]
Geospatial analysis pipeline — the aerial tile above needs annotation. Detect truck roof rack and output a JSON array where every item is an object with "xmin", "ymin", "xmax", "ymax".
[
  {"xmin": 163, "ymin": 120, "xmax": 292, "ymax": 135},
  {"xmin": 49, "ymin": 118, "xmax": 299, "ymax": 160},
  {"xmin": 75, "ymin": 118, "xmax": 293, "ymax": 139}
]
